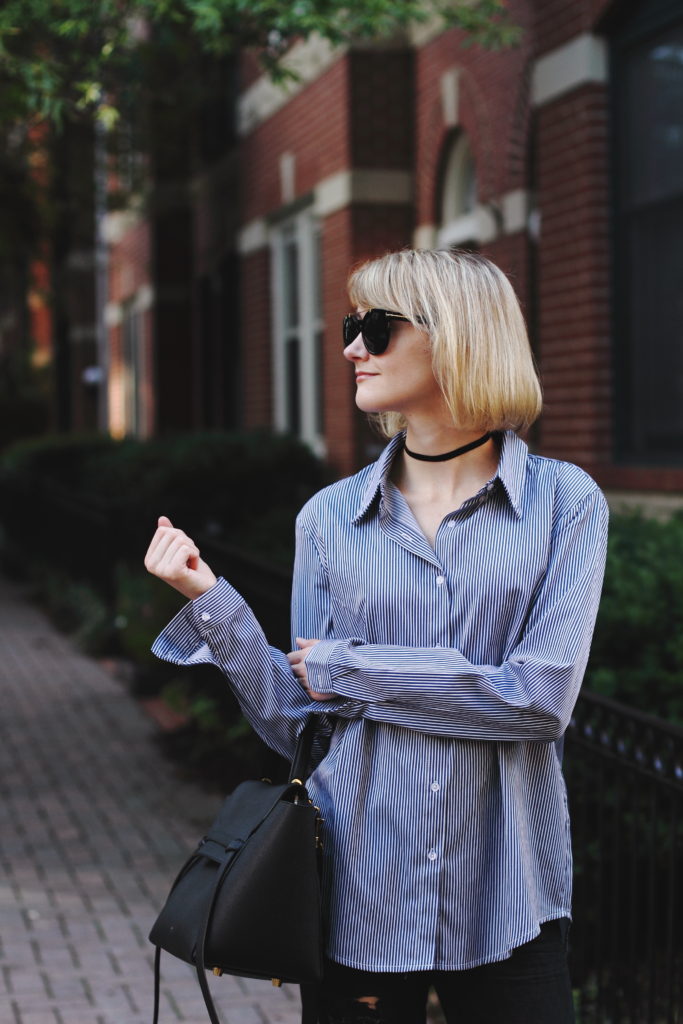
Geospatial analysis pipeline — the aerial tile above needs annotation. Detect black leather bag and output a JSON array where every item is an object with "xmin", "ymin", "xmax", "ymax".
[{"xmin": 149, "ymin": 721, "xmax": 323, "ymax": 1024}]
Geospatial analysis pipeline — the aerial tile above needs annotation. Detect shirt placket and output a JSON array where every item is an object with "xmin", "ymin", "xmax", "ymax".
[{"xmin": 378, "ymin": 495, "xmax": 456, "ymax": 959}]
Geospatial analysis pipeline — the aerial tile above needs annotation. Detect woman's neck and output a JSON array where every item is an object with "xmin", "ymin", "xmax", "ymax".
[{"xmin": 393, "ymin": 422, "xmax": 499, "ymax": 504}]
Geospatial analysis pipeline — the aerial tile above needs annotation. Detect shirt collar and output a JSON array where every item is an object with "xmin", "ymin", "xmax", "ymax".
[
  {"xmin": 351, "ymin": 429, "xmax": 528, "ymax": 525},
  {"xmin": 495, "ymin": 430, "xmax": 527, "ymax": 518},
  {"xmin": 351, "ymin": 433, "xmax": 406, "ymax": 524}
]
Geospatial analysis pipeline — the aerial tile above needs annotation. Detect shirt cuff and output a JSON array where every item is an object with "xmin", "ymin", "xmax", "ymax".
[
  {"xmin": 303, "ymin": 638, "xmax": 344, "ymax": 694},
  {"xmin": 189, "ymin": 576, "xmax": 246, "ymax": 635}
]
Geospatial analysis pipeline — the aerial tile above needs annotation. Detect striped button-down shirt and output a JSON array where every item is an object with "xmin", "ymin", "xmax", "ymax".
[{"xmin": 152, "ymin": 430, "xmax": 608, "ymax": 972}]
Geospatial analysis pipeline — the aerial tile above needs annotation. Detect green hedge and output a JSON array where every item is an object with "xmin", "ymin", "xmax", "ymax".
[
  {"xmin": 585, "ymin": 510, "xmax": 683, "ymax": 723},
  {"xmin": 0, "ymin": 429, "xmax": 330, "ymax": 785},
  {"xmin": 0, "ymin": 428, "xmax": 330, "ymax": 566}
]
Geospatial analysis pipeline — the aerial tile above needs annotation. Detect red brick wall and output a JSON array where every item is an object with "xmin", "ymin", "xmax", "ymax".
[
  {"xmin": 320, "ymin": 208, "xmax": 357, "ymax": 475},
  {"xmin": 240, "ymin": 248, "xmax": 272, "ymax": 429},
  {"xmin": 414, "ymin": 2, "xmax": 535, "ymax": 228},
  {"xmin": 108, "ymin": 220, "xmax": 151, "ymax": 305},
  {"xmin": 240, "ymin": 58, "xmax": 349, "ymax": 224},
  {"xmin": 322, "ymin": 203, "xmax": 416, "ymax": 475},
  {"xmin": 535, "ymin": 0, "xmax": 596, "ymax": 56},
  {"xmin": 534, "ymin": 83, "xmax": 613, "ymax": 472},
  {"xmin": 348, "ymin": 50, "xmax": 414, "ymax": 170},
  {"xmin": 534, "ymin": 0, "xmax": 615, "ymax": 57}
]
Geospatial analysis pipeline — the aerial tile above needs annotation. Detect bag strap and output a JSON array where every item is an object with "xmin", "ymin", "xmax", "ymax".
[
  {"xmin": 153, "ymin": 946, "xmax": 161, "ymax": 1024},
  {"xmin": 289, "ymin": 718, "xmax": 317, "ymax": 786},
  {"xmin": 195, "ymin": 841, "xmax": 243, "ymax": 1024}
]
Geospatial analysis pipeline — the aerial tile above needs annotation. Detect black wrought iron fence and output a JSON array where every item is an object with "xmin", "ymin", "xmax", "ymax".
[{"xmin": 565, "ymin": 691, "xmax": 683, "ymax": 1024}]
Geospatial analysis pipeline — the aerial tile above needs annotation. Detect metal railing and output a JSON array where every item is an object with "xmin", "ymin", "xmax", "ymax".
[{"xmin": 565, "ymin": 691, "xmax": 683, "ymax": 1023}]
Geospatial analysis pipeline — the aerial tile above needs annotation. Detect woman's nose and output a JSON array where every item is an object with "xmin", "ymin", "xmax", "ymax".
[{"xmin": 343, "ymin": 335, "xmax": 369, "ymax": 361}]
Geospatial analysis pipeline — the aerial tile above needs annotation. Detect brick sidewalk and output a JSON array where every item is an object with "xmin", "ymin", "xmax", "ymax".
[{"xmin": 0, "ymin": 577, "xmax": 302, "ymax": 1024}]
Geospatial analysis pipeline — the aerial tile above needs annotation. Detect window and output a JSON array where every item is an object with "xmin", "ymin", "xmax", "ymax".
[
  {"xmin": 436, "ymin": 133, "xmax": 491, "ymax": 250},
  {"xmin": 441, "ymin": 133, "xmax": 477, "ymax": 223},
  {"xmin": 271, "ymin": 210, "xmax": 324, "ymax": 454},
  {"xmin": 612, "ymin": 6, "xmax": 683, "ymax": 462}
]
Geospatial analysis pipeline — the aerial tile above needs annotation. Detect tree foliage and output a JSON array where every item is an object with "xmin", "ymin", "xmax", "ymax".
[{"xmin": 0, "ymin": 0, "xmax": 519, "ymax": 128}]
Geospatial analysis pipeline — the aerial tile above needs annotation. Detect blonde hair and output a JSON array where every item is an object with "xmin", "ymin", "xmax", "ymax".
[{"xmin": 347, "ymin": 249, "xmax": 542, "ymax": 437}]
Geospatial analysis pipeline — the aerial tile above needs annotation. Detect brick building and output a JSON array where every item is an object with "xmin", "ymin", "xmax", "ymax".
[{"xmin": 103, "ymin": 0, "xmax": 683, "ymax": 506}]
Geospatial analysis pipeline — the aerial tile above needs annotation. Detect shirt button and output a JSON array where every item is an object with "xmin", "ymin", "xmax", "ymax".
[
  {"xmin": 435, "ymin": 575, "xmax": 445, "ymax": 586},
  {"xmin": 401, "ymin": 532, "xmax": 411, "ymax": 540},
  {"xmin": 427, "ymin": 849, "xmax": 438, "ymax": 861},
  {"xmin": 430, "ymin": 781, "xmax": 440, "ymax": 792},
  {"xmin": 200, "ymin": 612, "xmax": 211, "ymax": 622},
  {"xmin": 447, "ymin": 521, "xmax": 456, "ymax": 529}
]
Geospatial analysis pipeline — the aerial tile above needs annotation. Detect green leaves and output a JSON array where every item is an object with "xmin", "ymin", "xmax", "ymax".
[
  {"xmin": 586, "ymin": 511, "xmax": 683, "ymax": 723},
  {"xmin": 0, "ymin": 0, "xmax": 519, "ymax": 128}
]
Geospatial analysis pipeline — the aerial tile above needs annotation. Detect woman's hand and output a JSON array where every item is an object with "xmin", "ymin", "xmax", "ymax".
[
  {"xmin": 287, "ymin": 637, "xmax": 333, "ymax": 701},
  {"xmin": 144, "ymin": 515, "xmax": 218, "ymax": 600}
]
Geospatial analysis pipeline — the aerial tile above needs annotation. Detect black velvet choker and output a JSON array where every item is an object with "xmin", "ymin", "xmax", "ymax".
[{"xmin": 403, "ymin": 432, "xmax": 491, "ymax": 462}]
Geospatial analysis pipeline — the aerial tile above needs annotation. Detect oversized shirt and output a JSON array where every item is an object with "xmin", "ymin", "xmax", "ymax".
[{"xmin": 152, "ymin": 430, "xmax": 609, "ymax": 972}]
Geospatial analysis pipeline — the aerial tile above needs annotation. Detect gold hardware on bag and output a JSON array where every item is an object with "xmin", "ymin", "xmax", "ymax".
[
  {"xmin": 272, "ymin": 978, "xmax": 282, "ymax": 987},
  {"xmin": 290, "ymin": 777, "xmax": 303, "ymax": 786},
  {"xmin": 213, "ymin": 967, "xmax": 223, "ymax": 977}
]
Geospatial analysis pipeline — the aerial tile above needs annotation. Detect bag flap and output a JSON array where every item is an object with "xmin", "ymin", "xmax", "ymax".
[{"xmin": 204, "ymin": 779, "xmax": 304, "ymax": 850}]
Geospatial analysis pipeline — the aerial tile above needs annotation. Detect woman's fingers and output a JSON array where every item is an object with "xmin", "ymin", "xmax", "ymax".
[
  {"xmin": 295, "ymin": 636, "xmax": 320, "ymax": 649},
  {"xmin": 287, "ymin": 640, "xmax": 333, "ymax": 699},
  {"xmin": 157, "ymin": 538, "xmax": 200, "ymax": 580},
  {"xmin": 144, "ymin": 519, "xmax": 218, "ymax": 599},
  {"xmin": 286, "ymin": 648, "xmax": 306, "ymax": 676},
  {"xmin": 145, "ymin": 523, "xmax": 197, "ymax": 575}
]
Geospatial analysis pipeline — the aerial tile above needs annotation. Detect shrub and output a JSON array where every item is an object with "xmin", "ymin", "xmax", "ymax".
[
  {"xmin": 0, "ymin": 428, "xmax": 328, "ymax": 780},
  {"xmin": 26, "ymin": 563, "xmax": 114, "ymax": 655},
  {"xmin": 585, "ymin": 511, "xmax": 683, "ymax": 723}
]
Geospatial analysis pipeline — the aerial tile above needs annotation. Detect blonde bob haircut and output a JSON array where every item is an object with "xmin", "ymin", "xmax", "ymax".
[{"xmin": 347, "ymin": 249, "xmax": 543, "ymax": 438}]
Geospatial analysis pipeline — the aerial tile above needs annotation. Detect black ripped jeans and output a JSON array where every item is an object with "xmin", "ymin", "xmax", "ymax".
[{"xmin": 318, "ymin": 919, "xmax": 575, "ymax": 1024}]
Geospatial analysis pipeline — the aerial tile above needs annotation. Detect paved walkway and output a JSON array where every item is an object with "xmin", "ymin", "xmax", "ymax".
[{"xmin": 0, "ymin": 577, "xmax": 302, "ymax": 1024}]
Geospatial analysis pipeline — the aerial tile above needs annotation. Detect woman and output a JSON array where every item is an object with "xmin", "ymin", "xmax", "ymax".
[{"xmin": 145, "ymin": 249, "xmax": 608, "ymax": 1024}]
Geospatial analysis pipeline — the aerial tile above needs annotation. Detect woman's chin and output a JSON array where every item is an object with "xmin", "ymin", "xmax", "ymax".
[{"xmin": 355, "ymin": 394, "xmax": 389, "ymax": 414}]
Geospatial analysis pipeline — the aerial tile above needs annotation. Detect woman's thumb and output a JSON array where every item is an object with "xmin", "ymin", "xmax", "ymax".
[{"xmin": 158, "ymin": 515, "xmax": 173, "ymax": 528}]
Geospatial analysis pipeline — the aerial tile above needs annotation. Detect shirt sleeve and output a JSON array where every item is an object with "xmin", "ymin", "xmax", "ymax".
[
  {"xmin": 150, "ymin": 518, "xmax": 362, "ymax": 761},
  {"xmin": 303, "ymin": 487, "xmax": 609, "ymax": 742}
]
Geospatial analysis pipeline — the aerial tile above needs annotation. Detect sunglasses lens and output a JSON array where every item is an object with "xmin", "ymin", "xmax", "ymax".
[
  {"xmin": 361, "ymin": 309, "xmax": 390, "ymax": 355},
  {"xmin": 343, "ymin": 315, "xmax": 361, "ymax": 347},
  {"xmin": 342, "ymin": 310, "xmax": 392, "ymax": 354}
]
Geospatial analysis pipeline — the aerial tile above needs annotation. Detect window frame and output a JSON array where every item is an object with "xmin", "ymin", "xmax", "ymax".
[{"xmin": 270, "ymin": 208, "xmax": 325, "ymax": 456}]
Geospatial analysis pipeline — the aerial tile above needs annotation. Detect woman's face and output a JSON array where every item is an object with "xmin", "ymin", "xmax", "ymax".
[{"xmin": 343, "ymin": 310, "xmax": 444, "ymax": 418}]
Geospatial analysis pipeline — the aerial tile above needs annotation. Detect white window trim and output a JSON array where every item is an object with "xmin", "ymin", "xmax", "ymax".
[
  {"xmin": 437, "ymin": 204, "xmax": 499, "ymax": 248},
  {"xmin": 270, "ymin": 209, "xmax": 325, "ymax": 457}
]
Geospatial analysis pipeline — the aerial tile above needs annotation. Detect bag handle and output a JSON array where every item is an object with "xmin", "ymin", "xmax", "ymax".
[{"xmin": 288, "ymin": 718, "xmax": 318, "ymax": 786}]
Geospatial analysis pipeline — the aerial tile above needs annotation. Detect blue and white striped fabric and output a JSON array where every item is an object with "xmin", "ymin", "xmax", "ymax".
[{"xmin": 152, "ymin": 429, "xmax": 608, "ymax": 972}]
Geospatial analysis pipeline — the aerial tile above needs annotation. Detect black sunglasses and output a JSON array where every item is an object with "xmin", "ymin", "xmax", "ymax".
[{"xmin": 342, "ymin": 308, "xmax": 412, "ymax": 355}]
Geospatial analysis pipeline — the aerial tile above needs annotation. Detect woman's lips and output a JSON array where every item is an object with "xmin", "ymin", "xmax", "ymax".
[{"xmin": 355, "ymin": 372, "xmax": 378, "ymax": 381}]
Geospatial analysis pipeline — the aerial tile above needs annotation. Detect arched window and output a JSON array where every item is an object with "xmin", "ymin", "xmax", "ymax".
[
  {"xmin": 441, "ymin": 133, "xmax": 477, "ymax": 223},
  {"xmin": 436, "ymin": 133, "xmax": 495, "ymax": 250}
]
